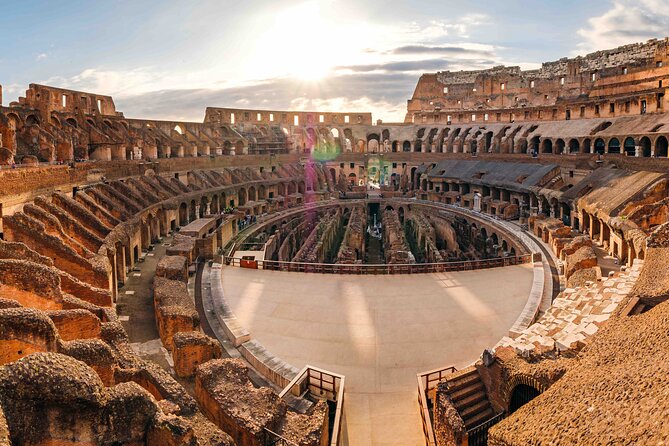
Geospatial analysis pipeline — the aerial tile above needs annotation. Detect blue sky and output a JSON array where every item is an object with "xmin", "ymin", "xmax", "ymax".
[{"xmin": 1, "ymin": 0, "xmax": 667, "ymax": 121}]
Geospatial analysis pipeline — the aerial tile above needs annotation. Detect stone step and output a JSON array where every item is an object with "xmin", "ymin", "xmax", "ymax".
[
  {"xmin": 465, "ymin": 407, "xmax": 495, "ymax": 430},
  {"xmin": 453, "ymin": 389, "xmax": 487, "ymax": 410},
  {"xmin": 448, "ymin": 381, "xmax": 485, "ymax": 403},
  {"xmin": 460, "ymin": 399, "xmax": 491, "ymax": 420},
  {"xmin": 446, "ymin": 369, "xmax": 480, "ymax": 392}
]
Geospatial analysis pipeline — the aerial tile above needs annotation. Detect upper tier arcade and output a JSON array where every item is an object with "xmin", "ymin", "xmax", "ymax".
[{"xmin": 406, "ymin": 38, "xmax": 669, "ymax": 125}]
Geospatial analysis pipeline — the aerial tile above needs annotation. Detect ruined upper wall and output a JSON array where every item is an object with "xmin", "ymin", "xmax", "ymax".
[
  {"xmin": 18, "ymin": 84, "xmax": 118, "ymax": 117},
  {"xmin": 205, "ymin": 106, "xmax": 373, "ymax": 127},
  {"xmin": 407, "ymin": 38, "xmax": 669, "ymax": 124}
]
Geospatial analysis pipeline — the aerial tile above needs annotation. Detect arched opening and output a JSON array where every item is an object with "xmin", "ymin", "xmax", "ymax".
[
  {"xmin": 608, "ymin": 138, "xmax": 621, "ymax": 154},
  {"xmin": 582, "ymin": 138, "xmax": 591, "ymax": 154},
  {"xmin": 623, "ymin": 137, "xmax": 636, "ymax": 156},
  {"xmin": 554, "ymin": 139, "xmax": 565, "ymax": 155},
  {"xmin": 210, "ymin": 195, "xmax": 220, "ymax": 214},
  {"xmin": 484, "ymin": 131, "xmax": 493, "ymax": 152},
  {"xmin": 529, "ymin": 136, "xmax": 540, "ymax": 155},
  {"xmin": 25, "ymin": 114, "xmax": 40, "ymax": 126},
  {"xmin": 568, "ymin": 139, "xmax": 579, "ymax": 154},
  {"xmin": 656, "ymin": 136, "xmax": 668, "ymax": 157},
  {"xmin": 391, "ymin": 141, "xmax": 399, "ymax": 152},
  {"xmin": 640, "ymin": 136, "xmax": 652, "ymax": 157},
  {"xmin": 189, "ymin": 200, "xmax": 197, "ymax": 222},
  {"xmin": 199, "ymin": 197, "xmax": 208, "ymax": 218},
  {"xmin": 594, "ymin": 138, "xmax": 606, "ymax": 155},
  {"xmin": 509, "ymin": 384, "xmax": 540, "ymax": 414},
  {"xmin": 238, "ymin": 188, "xmax": 247, "ymax": 206},
  {"xmin": 179, "ymin": 203, "xmax": 188, "ymax": 226},
  {"xmin": 403, "ymin": 141, "xmax": 411, "ymax": 152},
  {"xmin": 541, "ymin": 139, "xmax": 552, "ymax": 154},
  {"xmin": 248, "ymin": 186, "xmax": 257, "ymax": 202}
]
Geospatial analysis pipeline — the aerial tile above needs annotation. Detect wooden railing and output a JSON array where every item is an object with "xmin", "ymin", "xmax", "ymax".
[
  {"xmin": 279, "ymin": 365, "xmax": 345, "ymax": 446},
  {"xmin": 225, "ymin": 254, "xmax": 532, "ymax": 275},
  {"xmin": 416, "ymin": 366, "xmax": 458, "ymax": 446}
]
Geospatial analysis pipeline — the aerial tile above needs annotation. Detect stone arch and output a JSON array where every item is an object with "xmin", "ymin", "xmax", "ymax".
[
  {"xmin": 179, "ymin": 202, "xmax": 188, "ymax": 226},
  {"xmin": 484, "ymin": 131, "xmax": 494, "ymax": 152},
  {"xmin": 238, "ymin": 188, "xmax": 247, "ymax": 206},
  {"xmin": 541, "ymin": 139, "xmax": 553, "ymax": 154},
  {"xmin": 502, "ymin": 374, "xmax": 547, "ymax": 414},
  {"xmin": 568, "ymin": 139, "xmax": 580, "ymax": 154},
  {"xmin": 655, "ymin": 135, "xmax": 668, "ymax": 157},
  {"xmin": 594, "ymin": 138, "xmax": 606, "ymax": 155},
  {"xmin": 554, "ymin": 139, "xmax": 565, "ymax": 155},
  {"xmin": 248, "ymin": 186, "xmax": 257, "ymax": 202},
  {"xmin": 608, "ymin": 137, "xmax": 621, "ymax": 154},
  {"xmin": 623, "ymin": 137, "xmax": 636, "ymax": 156},
  {"xmin": 530, "ymin": 136, "xmax": 541, "ymax": 154},
  {"xmin": 402, "ymin": 141, "xmax": 411, "ymax": 152},
  {"xmin": 25, "ymin": 114, "xmax": 40, "ymax": 126},
  {"xmin": 582, "ymin": 138, "xmax": 592, "ymax": 154},
  {"xmin": 210, "ymin": 194, "xmax": 220, "ymax": 214},
  {"xmin": 640, "ymin": 136, "xmax": 652, "ymax": 157},
  {"xmin": 199, "ymin": 196, "xmax": 209, "ymax": 218}
]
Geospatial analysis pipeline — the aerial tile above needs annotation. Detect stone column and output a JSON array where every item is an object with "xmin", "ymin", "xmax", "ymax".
[{"xmin": 635, "ymin": 145, "xmax": 641, "ymax": 157}]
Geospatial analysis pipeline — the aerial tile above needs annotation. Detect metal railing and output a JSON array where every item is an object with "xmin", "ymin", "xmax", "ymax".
[
  {"xmin": 466, "ymin": 411, "xmax": 506, "ymax": 446},
  {"xmin": 225, "ymin": 254, "xmax": 532, "ymax": 275},
  {"xmin": 279, "ymin": 365, "xmax": 345, "ymax": 446},
  {"xmin": 416, "ymin": 366, "xmax": 458, "ymax": 446},
  {"xmin": 262, "ymin": 428, "xmax": 298, "ymax": 446}
]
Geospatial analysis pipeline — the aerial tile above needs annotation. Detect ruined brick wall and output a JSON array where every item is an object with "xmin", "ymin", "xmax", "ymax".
[{"xmin": 406, "ymin": 38, "xmax": 669, "ymax": 124}]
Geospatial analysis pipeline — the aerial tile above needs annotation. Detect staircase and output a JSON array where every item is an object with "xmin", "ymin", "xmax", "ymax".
[{"xmin": 443, "ymin": 367, "xmax": 495, "ymax": 430}]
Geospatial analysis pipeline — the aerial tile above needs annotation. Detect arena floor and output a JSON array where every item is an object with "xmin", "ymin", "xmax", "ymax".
[{"xmin": 221, "ymin": 264, "xmax": 534, "ymax": 446}]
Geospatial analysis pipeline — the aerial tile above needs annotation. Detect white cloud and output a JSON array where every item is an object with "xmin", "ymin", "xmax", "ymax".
[
  {"xmin": 35, "ymin": 53, "xmax": 48, "ymax": 61},
  {"xmin": 576, "ymin": 0, "xmax": 669, "ymax": 53},
  {"xmin": 23, "ymin": 10, "xmax": 504, "ymax": 123}
]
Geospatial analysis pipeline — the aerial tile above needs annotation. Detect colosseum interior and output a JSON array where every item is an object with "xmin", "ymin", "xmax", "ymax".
[{"xmin": 1, "ymin": 31, "xmax": 669, "ymax": 446}]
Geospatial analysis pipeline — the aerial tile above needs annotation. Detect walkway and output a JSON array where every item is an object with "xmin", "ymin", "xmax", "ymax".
[
  {"xmin": 116, "ymin": 236, "xmax": 173, "ymax": 371},
  {"xmin": 220, "ymin": 264, "xmax": 534, "ymax": 445}
]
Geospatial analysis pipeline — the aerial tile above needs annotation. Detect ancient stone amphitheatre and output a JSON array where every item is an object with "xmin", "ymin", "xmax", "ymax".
[{"xmin": 1, "ymin": 14, "xmax": 669, "ymax": 446}]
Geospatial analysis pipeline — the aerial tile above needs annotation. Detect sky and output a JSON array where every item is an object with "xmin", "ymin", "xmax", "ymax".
[{"xmin": 0, "ymin": 0, "xmax": 668, "ymax": 122}]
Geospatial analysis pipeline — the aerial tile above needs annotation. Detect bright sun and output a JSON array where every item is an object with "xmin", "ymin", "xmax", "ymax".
[{"xmin": 258, "ymin": 1, "xmax": 340, "ymax": 81}]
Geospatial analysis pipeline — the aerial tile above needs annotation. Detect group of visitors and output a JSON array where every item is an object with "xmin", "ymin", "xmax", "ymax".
[{"xmin": 237, "ymin": 214, "xmax": 257, "ymax": 231}]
